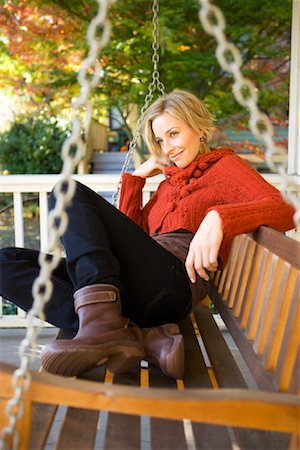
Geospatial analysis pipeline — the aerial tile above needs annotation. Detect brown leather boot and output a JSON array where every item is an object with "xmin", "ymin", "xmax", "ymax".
[
  {"xmin": 41, "ymin": 284, "xmax": 144, "ymax": 377},
  {"xmin": 142, "ymin": 323, "xmax": 184, "ymax": 379}
]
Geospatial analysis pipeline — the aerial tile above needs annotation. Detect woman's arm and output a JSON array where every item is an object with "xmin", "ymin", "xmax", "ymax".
[
  {"xmin": 185, "ymin": 210, "xmax": 223, "ymax": 282},
  {"xmin": 209, "ymin": 155, "xmax": 296, "ymax": 237},
  {"xmin": 119, "ymin": 156, "xmax": 165, "ymax": 232},
  {"xmin": 186, "ymin": 155, "xmax": 296, "ymax": 281}
]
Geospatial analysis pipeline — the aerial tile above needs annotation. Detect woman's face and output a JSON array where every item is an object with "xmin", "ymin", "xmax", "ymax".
[{"xmin": 152, "ymin": 112, "xmax": 202, "ymax": 168}]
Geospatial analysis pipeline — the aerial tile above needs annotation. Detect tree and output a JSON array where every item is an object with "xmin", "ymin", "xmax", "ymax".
[
  {"xmin": 0, "ymin": 0, "xmax": 292, "ymax": 136},
  {"xmin": 102, "ymin": 0, "xmax": 292, "ymax": 127},
  {"xmin": 0, "ymin": 116, "xmax": 68, "ymax": 174},
  {"xmin": 0, "ymin": 0, "xmax": 91, "ymax": 118}
]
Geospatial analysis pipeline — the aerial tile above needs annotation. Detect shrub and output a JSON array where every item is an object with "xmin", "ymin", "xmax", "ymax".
[{"xmin": 0, "ymin": 116, "xmax": 69, "ymax": 174}]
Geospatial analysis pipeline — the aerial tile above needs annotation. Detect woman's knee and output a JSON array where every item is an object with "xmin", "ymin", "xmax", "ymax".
[{"xmin": 49, "ymin": 180, "xmax": 90, "ymax": 209}]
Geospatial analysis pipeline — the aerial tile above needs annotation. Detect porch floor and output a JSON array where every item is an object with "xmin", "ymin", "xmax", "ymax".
[{"xmin": 0, "ymin": 327, "xmax": 58, "ymax": 369}]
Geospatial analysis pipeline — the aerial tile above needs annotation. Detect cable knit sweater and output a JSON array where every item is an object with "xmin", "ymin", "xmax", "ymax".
[{"xmin": 119, "ymin": 148, "xmax": 295, "ymax": 268}]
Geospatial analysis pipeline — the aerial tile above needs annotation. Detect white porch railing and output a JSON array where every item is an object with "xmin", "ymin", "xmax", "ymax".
[{"xmin": 1, "ymin": 172, "xmax": 300, "ymax": 327}]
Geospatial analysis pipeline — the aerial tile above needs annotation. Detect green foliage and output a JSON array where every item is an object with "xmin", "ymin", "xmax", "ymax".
[
  {"xmin": 0, "ymin": 0, "xmax": 293, "ymax": 135},
  {"xmin": 98, "ymin": 0, "xmax": 292, "ymax": 128},
  {"xmin": 0, "ymin": 116, "xmax": 69, "ymax": 174}
]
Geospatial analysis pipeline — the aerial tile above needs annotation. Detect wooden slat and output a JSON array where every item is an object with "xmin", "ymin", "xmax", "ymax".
[
  {"xmin": 0, "ymin": 399, "xmax": 8, "ymax": 431},
  {"xmin": 211, "ymin": 268, "xmax": 221, "ymax": 285},
  {"xmin": 55, "ymin": 407, "xmax": 100, "ymax": 450},
  {"xmin": 104, "ymin": 368, "xmax": 141, "ymax": 450},
  {"xmin": 54, "ymin": 367, "xmax": 106, "ymax": 450},
  {"xmin": 180, "ymin": 317, "xmax": 233, "ymax": 450},
  {"xmin": 288, "ymin": 351, "xmax": 300, "ymax": 395},
  {"xmin": 254, "ymin": 258, "xmax": 290, "ymax": 356},
  {"xmin": 219, "ymin": 235, "xmax": 242, "ymax": 303},
  {"xmin": 239, "ymin": 243, "xmax": 265, "ymax": 330},
  {"xmin": 215, "ymin": 234, "xmax": 241, "ymax": 297},
  {"xmin": 148, "ymin": 365, "xmax": 188, "ymax": 450},
  {"xmin": 289, "ymin": 433, "xmax": 300, "ymax": 450},
  {"xmin": 29, "ymin": 403, "xmax": 58, "ymax": 450},
  {"xmin": 232, "ymin": 238, "xmax": 257, "ymax": 318},
  {"xmin": 226, "ymin": 237, "xmax": 250, "ymax": 309},
  {"xmin": 275, "ymin": 284, "xmax": 300, "ymax": 392},
  {"xmin": 263, "ymin": 266, "xmax": 297, "ymax": 372},
  {"xmin": 245, "ymin": 249, "xmax": 273, "ymax": 340}
]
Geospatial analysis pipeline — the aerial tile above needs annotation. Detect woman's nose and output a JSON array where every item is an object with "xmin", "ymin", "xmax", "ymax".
[{"xmin": 162, "ymin": 139, "xmax": 172, "ymax": 155}]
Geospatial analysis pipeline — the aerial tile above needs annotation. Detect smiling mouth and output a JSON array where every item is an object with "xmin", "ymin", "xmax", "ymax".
[{"xmin": 170, "ymin": 150, "xmax": 184, "ymax": 161}]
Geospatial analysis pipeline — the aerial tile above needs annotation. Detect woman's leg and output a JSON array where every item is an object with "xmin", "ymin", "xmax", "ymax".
[
  {"xmin": 0, "ymin": 247, "xmax": 78, "ymax": 332},
  {"xmin": 39, "ymin": 181, "xmax": 193, "ymax": 376},
  {"xmin": 0, "ymin": 182, "xmax": 192, "ymax": 330},
  {"xmin": 57, "ymin": 181, "xmax": 192, "ymax": 328},
  {"xmin": 0, "ymin": 181, "xmax": 193, "ymax": 377}
]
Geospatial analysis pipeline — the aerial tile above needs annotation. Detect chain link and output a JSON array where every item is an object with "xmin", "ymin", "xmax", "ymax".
[
  {"xmin": 0, "ymin": 2, "xmax": 114, "ymax": 449},
  {"xmin": 112, "ymin": 0, "xmax": 165, "ymax": 206},
  {"xmin": 198, "ymin": 0, "xmax": 299, "ymax": 226}
]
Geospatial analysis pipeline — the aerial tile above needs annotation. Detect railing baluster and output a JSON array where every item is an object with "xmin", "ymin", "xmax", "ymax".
[
  {"xmin": 13, "ymin": 192, "xmax": 24, "ymax": 248},
  {"xmin": 39, "ymin": 192, "xmax": 49, "ymax": 252}
]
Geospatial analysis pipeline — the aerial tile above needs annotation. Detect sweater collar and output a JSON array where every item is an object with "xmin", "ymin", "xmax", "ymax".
[{"xmin": 164, "ymin": 147, "xmax": 234, "ymax": 185}]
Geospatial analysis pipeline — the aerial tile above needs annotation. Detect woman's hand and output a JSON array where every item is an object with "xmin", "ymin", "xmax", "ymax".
[
  {"xmin": 132, "ymin": 156, "xmax": 166, "ymax": 179},
  {"xmin": 185, "ymin": 210, "xmax": 223, "ymax": 282}
]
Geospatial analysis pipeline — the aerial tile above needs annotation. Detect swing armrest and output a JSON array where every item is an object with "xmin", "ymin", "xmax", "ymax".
[{"xmin": 0, "ymin": 362, "xmax": 299, "ymax": 434}]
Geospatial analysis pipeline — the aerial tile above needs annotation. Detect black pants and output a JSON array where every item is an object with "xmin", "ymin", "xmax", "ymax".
[{"xmin": 0, "ymin": 181, "xmax": 192, "ymax": 332}]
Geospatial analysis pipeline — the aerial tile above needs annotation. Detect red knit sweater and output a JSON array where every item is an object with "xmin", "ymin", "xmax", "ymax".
[{"xmin": 119, "ymin": 148, "xmax": 295, "ymax": 267}]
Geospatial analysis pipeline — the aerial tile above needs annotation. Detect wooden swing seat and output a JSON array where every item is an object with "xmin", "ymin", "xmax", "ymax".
[{"xmin": 1, "ymin": 226, "xmax": 300, "ymax": 450}]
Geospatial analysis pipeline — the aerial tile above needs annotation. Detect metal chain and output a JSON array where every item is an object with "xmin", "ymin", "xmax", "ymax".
[
  {"xmin": 198, "ymin": 0, "xmax": 300, "ymax": 226},
  {"xmin": 112, "ymin": 0, "xmax": 165, "ymax": 207},
  {"xmin": 0, "ymin": 2, "xmax": 114, "ymax": 449}
]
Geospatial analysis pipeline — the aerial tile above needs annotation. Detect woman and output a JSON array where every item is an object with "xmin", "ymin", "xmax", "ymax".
[{"xmin": 0, "ymin": 90, "xmax": 295, "ymax": 379}]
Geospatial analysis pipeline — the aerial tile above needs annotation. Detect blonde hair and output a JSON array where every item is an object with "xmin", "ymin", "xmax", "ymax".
[{"xmin": 142, "ymin": 90, "xmax": 214, "ymax": 158}]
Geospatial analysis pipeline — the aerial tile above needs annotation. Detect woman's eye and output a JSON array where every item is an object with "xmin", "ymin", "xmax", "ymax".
[
  {"xmin": 170, "ymin": 131, "xmax": 178, "ymax": 137},
  {"xmin": 156, "ymin": 139, "xmax": 163, "ymax": 146}
]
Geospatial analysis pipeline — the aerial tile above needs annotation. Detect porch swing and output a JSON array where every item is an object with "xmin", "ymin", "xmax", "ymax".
[{"xmin": 1, "ymin": 1, "xmax": 300, "ymax": 450}]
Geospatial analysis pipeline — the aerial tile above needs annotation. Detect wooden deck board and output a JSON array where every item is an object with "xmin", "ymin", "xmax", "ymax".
[
  {"xmin": 181, "ymin": 316, "xmax": 233, "ymax": 450},
  {"xmin": 103, "ymin": 368, "xmax": 141, "ymax": 450}
]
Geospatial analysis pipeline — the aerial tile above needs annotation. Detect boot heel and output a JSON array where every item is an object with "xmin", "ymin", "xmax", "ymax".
[
  {"xmin": 142, "ymin": 324, "xmax": 185, "ymax": 379},
  {"xmin": 164, "ymin": 334, "xmax": 184, "ymax": 379},
  {"xmin": 106, "ymin": 348, "xmax": 143, "ymax": 374}
]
